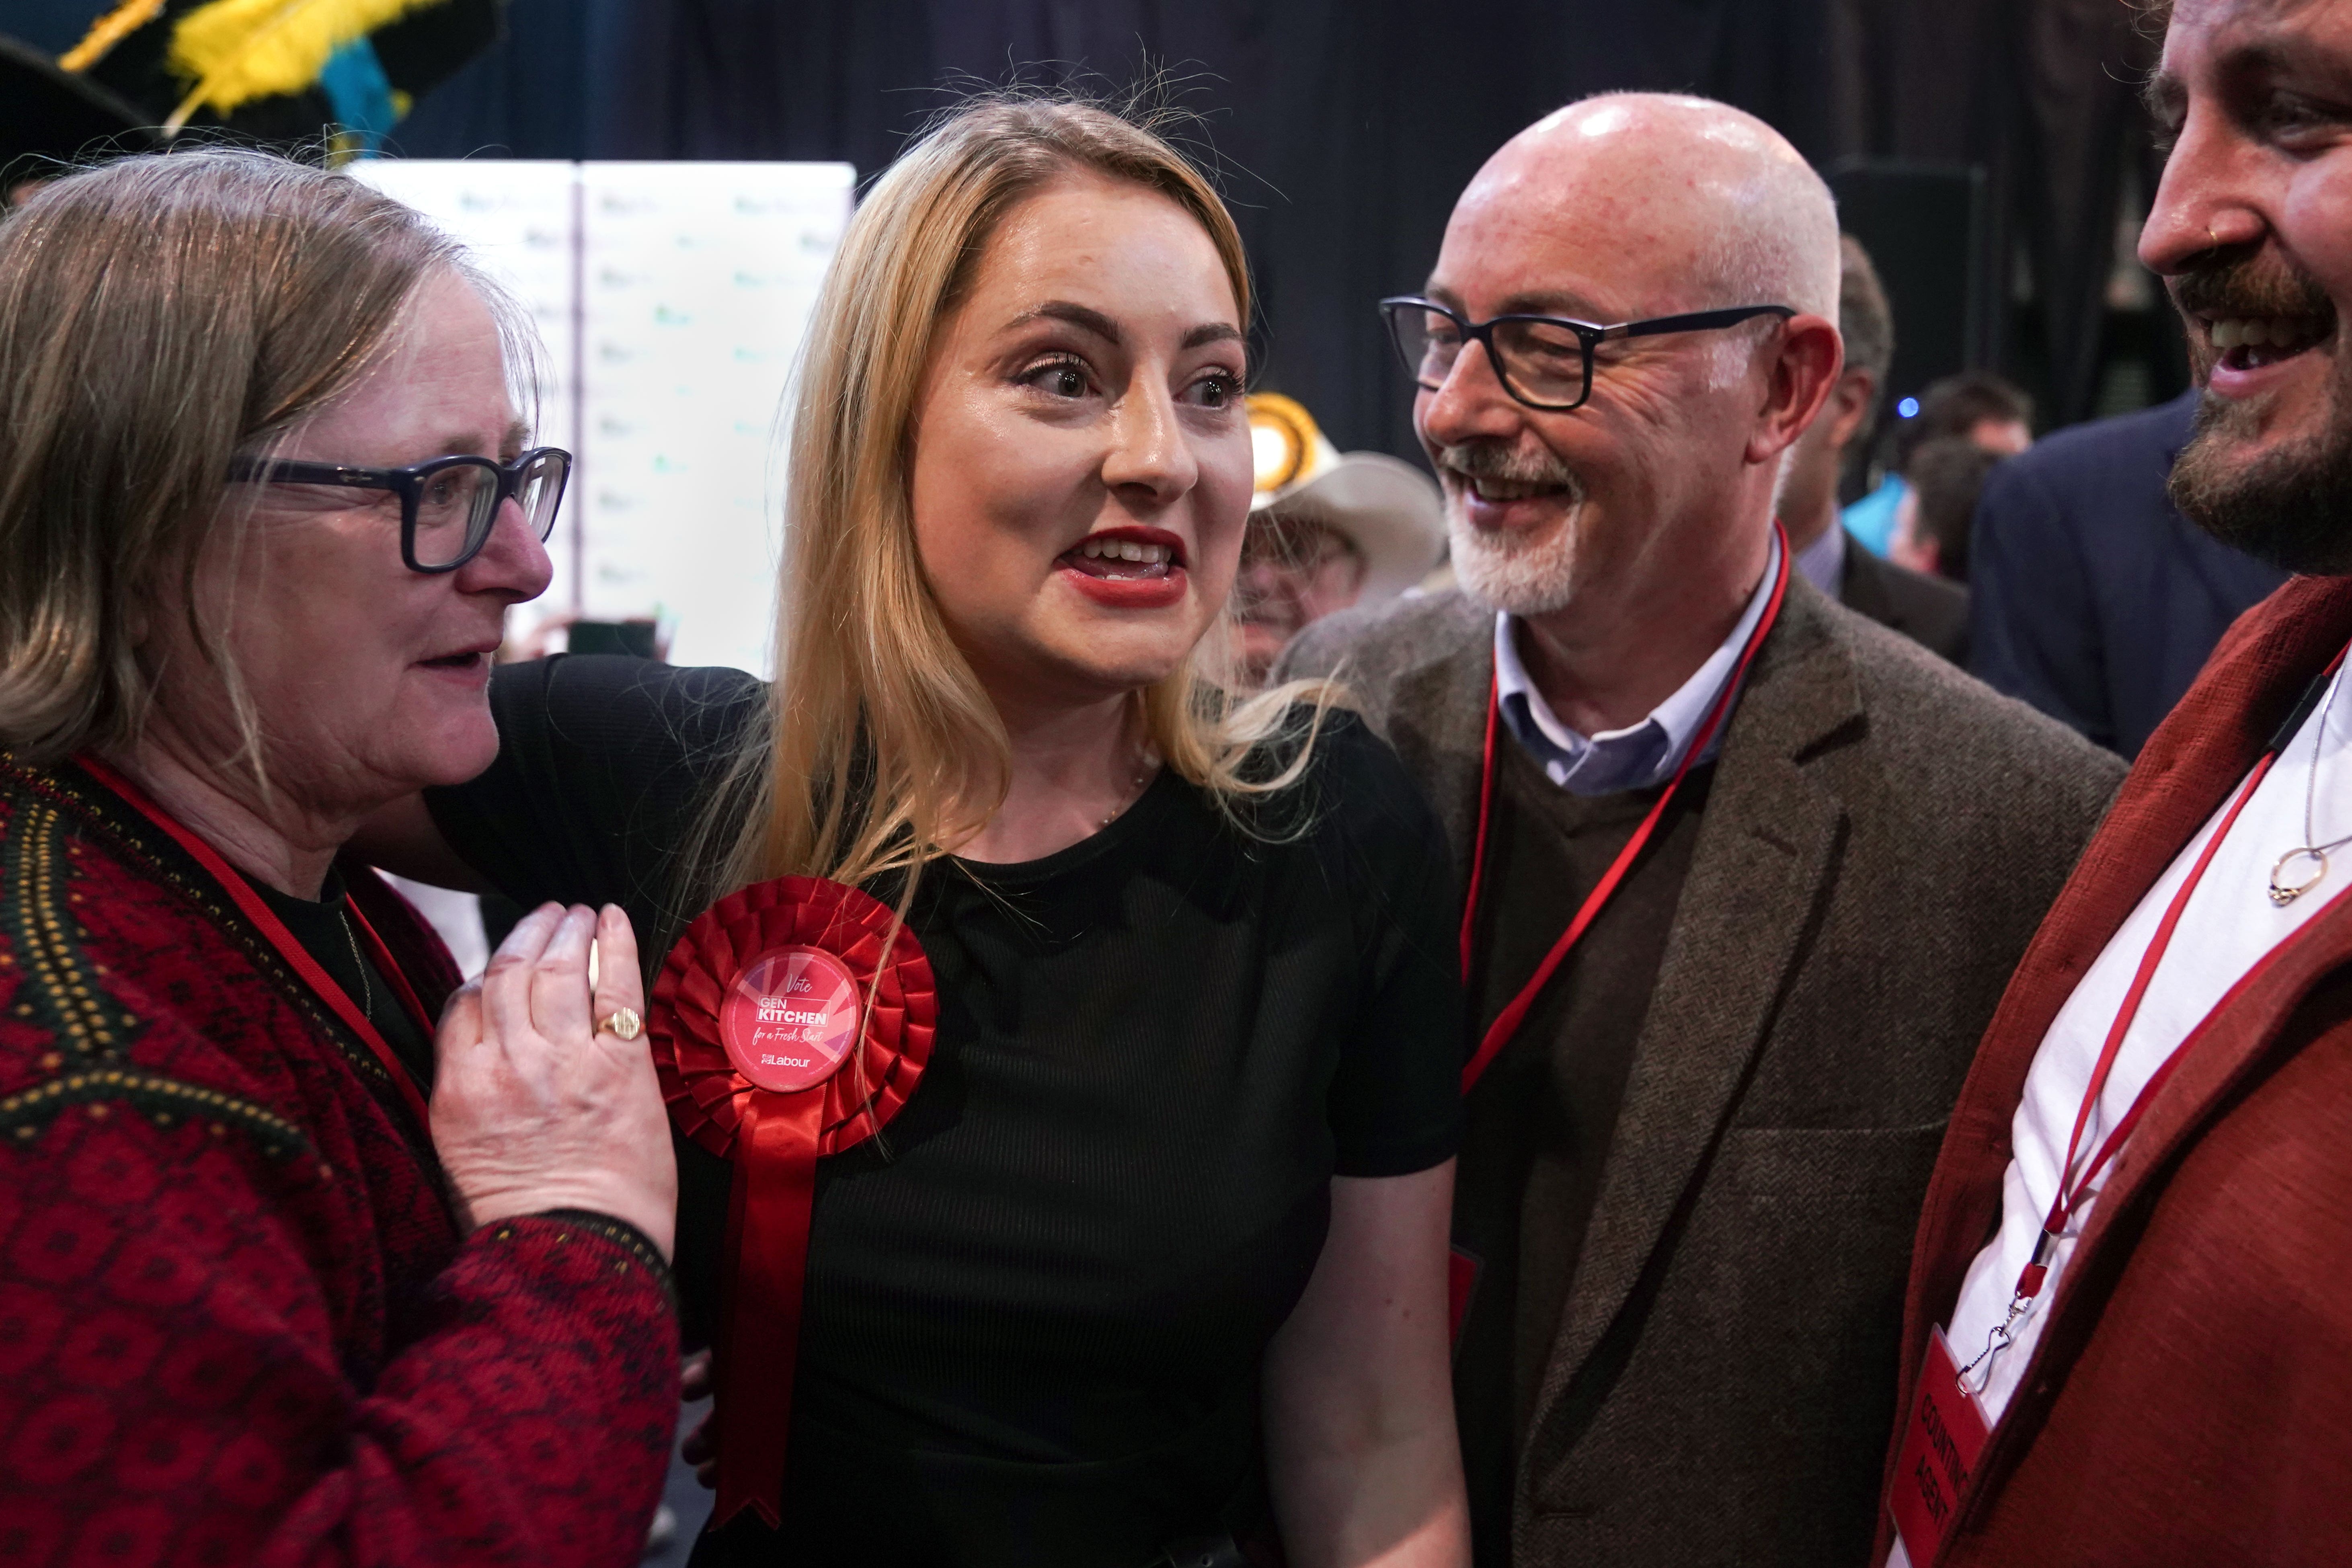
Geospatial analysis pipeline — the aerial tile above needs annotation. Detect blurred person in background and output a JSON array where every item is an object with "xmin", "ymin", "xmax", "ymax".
[
  {"xmin": 1285, "ymin": 92, "xmax": 2119, "ymax": 1568},
  {"xmin": 1968, "ymin": 385, "xmax": 2287, "ymax": 757},
  {"xmin": 0, "ymin": 150, "xmax": 679, "ymax": 1566},
  {"xmin": 1880, "ymin": 0, "xmax": 2352, "ymax": 1558},
  {"xmin": 1845, "ymin": 371, "xmax": 2035, "ymax": 556},
  {"xmin": 1889, "ymin": 434, "xmax": 2004, "ymax": 583},
  {"xmin": 1236, "ymin": 392, "xmax": 1445, "ymax": 686},
  {"xmin": 361, "ymin": 96, "xmax": 1471, "ymax": 1568},
  {"xmin": 1777, "ymin": 234, "xmax": 1970, "ymax": 661}
]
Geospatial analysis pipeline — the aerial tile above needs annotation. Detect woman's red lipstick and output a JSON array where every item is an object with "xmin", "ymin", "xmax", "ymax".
[{"xmin": 1056, "ymin": 526, "xmax": 1188, "ymax": 610}]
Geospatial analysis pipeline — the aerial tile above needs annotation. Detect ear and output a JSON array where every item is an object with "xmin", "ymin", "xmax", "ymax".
[{"xmin": 1745, "ymin": 313, "xmax": 1843, "ymax": 466}]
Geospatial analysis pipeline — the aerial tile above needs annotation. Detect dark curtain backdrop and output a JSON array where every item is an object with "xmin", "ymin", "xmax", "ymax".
[{"xmin": 10, "ymin": 0, "xmax": 2164, "ymax": 448}]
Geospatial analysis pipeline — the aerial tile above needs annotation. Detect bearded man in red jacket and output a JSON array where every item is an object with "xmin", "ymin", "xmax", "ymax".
[{"xmin": 1880, "ymin": 1, "xmax": 2352, "ymax": 1563}]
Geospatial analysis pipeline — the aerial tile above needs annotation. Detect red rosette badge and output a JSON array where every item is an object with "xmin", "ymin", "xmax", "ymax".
[{"xmin": 649, "ymin": 875, "xmax": 934, "ymax": 1529}]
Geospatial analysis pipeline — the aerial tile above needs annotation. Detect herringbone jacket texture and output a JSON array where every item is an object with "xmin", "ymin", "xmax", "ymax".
[{"xmin": 1282, "ymin": 574, "xmax": 2122, "ymax": 1567}]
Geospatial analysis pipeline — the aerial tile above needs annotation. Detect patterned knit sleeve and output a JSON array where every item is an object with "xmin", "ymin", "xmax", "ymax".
[{"xmin": 0, "ymin": 998, "xmax": 681, "ymax": 1567}]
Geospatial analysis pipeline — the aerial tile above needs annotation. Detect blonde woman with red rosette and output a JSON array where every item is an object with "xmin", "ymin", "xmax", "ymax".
[{"xmin": 365, "ymin": 96, "xmax": 1471, "ymax": 1568}]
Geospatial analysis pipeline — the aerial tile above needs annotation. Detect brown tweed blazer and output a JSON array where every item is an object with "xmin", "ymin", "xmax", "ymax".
[{"xmin": 1280, "ymin": 573, "xmax": 2124, "ymax": 1568}]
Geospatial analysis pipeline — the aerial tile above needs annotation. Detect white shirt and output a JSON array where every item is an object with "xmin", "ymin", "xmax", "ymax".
[
  {"xmin": 1493, "ymin": 532, "xmax": 1782, "ymax": 796},
  {"xmin": 1794, "ymin": 518, "xmax": 1847, "ymax": 600},
  {"xmin": 1887, "ymin": 655, "xmax": 2352, "ymax": 1568}
]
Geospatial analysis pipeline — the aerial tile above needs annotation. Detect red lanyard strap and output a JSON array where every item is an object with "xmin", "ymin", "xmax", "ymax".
[
  {"xmin": 2015, "ymin": 754, "xmax": 2271, "ymax": 1295},
  {"xmin": 73, "ymin": 754, "xmax": 436, "ymax": 1135},
  {"xmin": 1458, "ymin": 525, "xmax": 1792, "ymax": 1094}
]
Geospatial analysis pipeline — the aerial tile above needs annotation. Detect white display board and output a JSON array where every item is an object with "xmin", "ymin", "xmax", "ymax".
[{"xmin": 352, "ymin": 158, "xmax": 855, "ymax": 677}]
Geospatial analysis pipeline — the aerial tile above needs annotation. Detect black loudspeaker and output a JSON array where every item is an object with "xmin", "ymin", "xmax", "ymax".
[{"xmin": 1827, "ymin": 160, "xmax": 1997, "ymax": 410}]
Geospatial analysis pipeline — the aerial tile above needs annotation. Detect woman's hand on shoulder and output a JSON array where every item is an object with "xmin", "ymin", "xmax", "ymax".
[{"xmin": 429, "ymin": 903, "xmax": 678, "ymax": 1257}]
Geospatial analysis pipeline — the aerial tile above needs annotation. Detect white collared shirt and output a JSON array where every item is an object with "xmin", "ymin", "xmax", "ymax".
[{"xmin": 1493, "ymin": 531, "xmax": 1782, "ymax": 796}]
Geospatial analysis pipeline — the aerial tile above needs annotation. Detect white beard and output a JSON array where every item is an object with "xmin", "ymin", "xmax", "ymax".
[{"xmin": 1448, "ymin": 498, "xmax": 1583, "ymax": 615}]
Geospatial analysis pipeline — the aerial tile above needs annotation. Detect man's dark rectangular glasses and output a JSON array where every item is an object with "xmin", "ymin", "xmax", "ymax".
[
  {"xmin": 1377, "ymin": 297, "xmax": 1796, "ymax": 413},
  {"xmin": 224, "ymin": 447, "xmax": 572, "ymax": 573}
]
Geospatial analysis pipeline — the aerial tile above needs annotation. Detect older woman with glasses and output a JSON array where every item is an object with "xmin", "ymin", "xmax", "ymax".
[{"xmin": 0, "ymin": 150, "xmax": 679, "ymax": 1566}]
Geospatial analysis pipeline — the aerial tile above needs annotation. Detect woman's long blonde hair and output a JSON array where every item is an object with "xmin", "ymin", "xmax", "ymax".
[{"xmin": 684, "ymin": 94, "xmax": 1338, "ymax": 917}]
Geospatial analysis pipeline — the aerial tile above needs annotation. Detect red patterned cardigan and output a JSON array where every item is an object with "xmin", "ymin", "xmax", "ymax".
[{"xmin": 0, "ymin": 759, "xmax": 681, "ymax": 1566}]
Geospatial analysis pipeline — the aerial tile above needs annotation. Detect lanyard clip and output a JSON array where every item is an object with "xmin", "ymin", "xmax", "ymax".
[
  {"xmin": 1956, "ymin": 1290, "xmax": 2036, "ymax": 1395},
  {"xmin": 1959, "ymin": 1221, "xmax": 2073, "ymax": 1394}
]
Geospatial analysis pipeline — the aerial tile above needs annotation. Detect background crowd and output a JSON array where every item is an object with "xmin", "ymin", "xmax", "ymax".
[{"xmin": 2, "ymin": 0, "xmax": 2275, "ymax": 763}]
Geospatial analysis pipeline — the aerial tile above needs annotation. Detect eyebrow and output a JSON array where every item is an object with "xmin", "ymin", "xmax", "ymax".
[
  {"xmin": 2153, "ymin": 25, "xmax": 2352, "ymax": 121},
  {"xmin": 2232, "ymin": 32, "xmax": 2352, "ymax": 94},
  {"xmin": 1182, "ymin": 322, "xmax": 1246, "ymax": 351},
  {"xmin": 1008, "ymin": 301, "xmax": 1244, "ymax": 355},
  {"xmin": 1010, "ymin": 300, "xmax": 1123, "ymax": 344},
  {"xmin": 435, "ymin": 420, "xmax": 532, "ymax": 458},
  {"xmin": 1425, "ymin": 283, "xmax": 1613, "ymax": 322}
]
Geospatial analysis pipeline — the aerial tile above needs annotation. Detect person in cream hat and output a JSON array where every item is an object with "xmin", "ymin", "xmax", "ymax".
[{"xmin": 1236, "ymin": 392, "xmax": 1445, "ymax": 684}]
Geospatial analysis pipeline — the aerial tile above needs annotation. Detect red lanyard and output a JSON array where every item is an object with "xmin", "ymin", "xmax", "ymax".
[
  {"xmin": 1457, "ymin": 525, "xmax": 1791, "ymax": 1093},
  {"xmin": 2009, "ymin": 645, "xmax": 2350, "ymax": 1305},
  {"xmin": 74, "ymin": 754, "xmax": 436, "ymax": 1134}
]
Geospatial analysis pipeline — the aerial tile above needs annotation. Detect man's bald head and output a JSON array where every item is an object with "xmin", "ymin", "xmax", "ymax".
[
  {"xmin": 1464, "ymin": 92, "xmax": 1840, "ymax": 323},
  {"xmin": 1415, "ymin": 91, "xmax": 1845, "ymax": 645}
]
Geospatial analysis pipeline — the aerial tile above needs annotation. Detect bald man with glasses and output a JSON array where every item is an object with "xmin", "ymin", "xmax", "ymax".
[{"xmin": 1281, "ymin": 92, "xmax": 2120, "ymax": 1568}]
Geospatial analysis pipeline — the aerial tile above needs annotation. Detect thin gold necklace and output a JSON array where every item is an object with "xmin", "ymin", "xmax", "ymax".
[
  {"xmin": 1100, "ymin": 756, "xmax": 1157, "ymax": 828},
  {"xmin": 339, "ymin": 907, "xmax": 376, "ymax": 1023}
]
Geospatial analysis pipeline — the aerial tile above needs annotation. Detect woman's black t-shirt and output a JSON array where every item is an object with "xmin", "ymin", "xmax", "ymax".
[{"xmin": 424, "ymin": 655, "xmax": 1463, "ymax": 1568}]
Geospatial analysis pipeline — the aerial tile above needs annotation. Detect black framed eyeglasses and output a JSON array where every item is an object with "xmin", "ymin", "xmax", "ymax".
[
  {"xmin": 1377, "ymin": 297, "xmax": 1796, "ymax": 413},
  {"xmin": 224, "ymin": 447, "xmax": 572, "ymax": 573}
]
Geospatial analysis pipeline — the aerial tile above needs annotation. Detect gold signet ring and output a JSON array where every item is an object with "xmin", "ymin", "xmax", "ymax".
[
  {"xmin": 2270, "ymin": 848, "xmax": 2327, "ymax": 907},
  {"xmin": 598, "ymin": 1007, "xmax": 643, "ymax": 1042}
]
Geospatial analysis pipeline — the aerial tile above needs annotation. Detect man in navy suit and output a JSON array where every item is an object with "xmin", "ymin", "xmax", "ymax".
[{"xmin": 1967, "ymin": 387, "xmax": 2287, "ymax": 757}]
